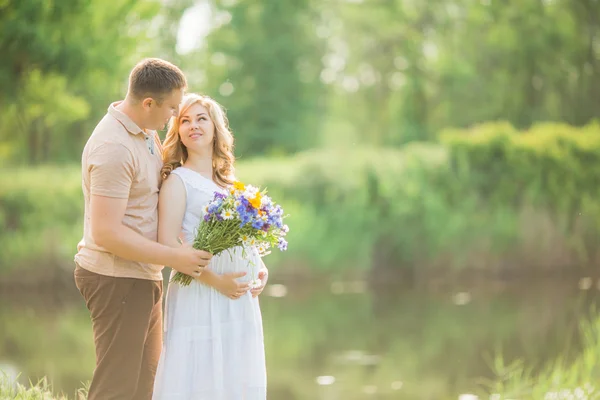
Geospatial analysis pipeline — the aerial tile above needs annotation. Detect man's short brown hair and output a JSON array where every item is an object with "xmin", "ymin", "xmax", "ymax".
[{"xmin": 128, "ymin": 58, "xmax": 187, "ymax": 103}]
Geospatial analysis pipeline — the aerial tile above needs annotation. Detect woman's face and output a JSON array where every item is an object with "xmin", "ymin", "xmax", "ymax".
[{"xmin": 178, "ymin": 103, "xmax": 215, "ymax": 153}]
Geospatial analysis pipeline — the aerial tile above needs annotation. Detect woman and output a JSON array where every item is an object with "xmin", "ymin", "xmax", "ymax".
[{"xmin": 152, "ymin": 93, "xmax": 267, "ymax": 399}]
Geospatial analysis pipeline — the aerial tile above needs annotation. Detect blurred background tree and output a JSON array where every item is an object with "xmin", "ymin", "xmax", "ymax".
[
  {"xmin": 2, "ymin": 0, "xmax": 600, "ymax": 277},
  {"xmin": 2, "ymin": 0, "xmax": 599, "ymax": 164}
]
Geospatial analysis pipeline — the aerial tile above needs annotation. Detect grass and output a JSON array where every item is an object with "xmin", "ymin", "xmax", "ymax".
[
  {"xmin": 479, "ymin": 314, "xmax": 600, "ymax": 400},
  {"xmin": 0, "ymin": 374, "xmax": 88, "ymax": 400}
]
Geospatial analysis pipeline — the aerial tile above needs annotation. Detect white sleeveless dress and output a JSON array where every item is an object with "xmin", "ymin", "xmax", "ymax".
[{"xmin": 152, "ymin": 167, "xmax": 267, "ymax": 400}]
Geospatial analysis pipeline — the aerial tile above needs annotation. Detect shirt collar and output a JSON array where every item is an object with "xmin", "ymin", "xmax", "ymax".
[{"xmin": 108, "ymin": 101, "xmax": 145, "ymax": 136}]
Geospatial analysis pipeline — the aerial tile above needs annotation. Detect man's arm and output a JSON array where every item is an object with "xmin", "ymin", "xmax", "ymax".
[
  {"xmin": 91, "ymin": 194, "xmax": 181, "ymax": 267},
  {"xmin": 88, "ymin": 143, "xmax": 211, "ymax": 273}
]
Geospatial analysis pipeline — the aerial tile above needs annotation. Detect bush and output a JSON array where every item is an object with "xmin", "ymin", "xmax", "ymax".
[
  {"xmin": 2, "ymin": 121, "xmax": 599, "ymax": 280},
  {"xmin": 0, "ymin": 166, "xmax": 82, "ymax": 275}
]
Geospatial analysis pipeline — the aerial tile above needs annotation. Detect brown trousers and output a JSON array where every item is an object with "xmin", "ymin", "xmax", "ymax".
[{"xmin": 74, "ymin": 265, "xmax": 163, "ymax": 400}]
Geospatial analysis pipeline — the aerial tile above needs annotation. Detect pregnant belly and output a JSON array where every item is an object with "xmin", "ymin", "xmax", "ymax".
[{"xmin": 206, "ymin": 246, "xmax": 262, "ymax": 281}]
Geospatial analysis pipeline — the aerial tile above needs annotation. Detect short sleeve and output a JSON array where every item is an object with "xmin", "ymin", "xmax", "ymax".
[{"xmin": 88, "ymin": 142, "xmax": 135, "ymax": 199}]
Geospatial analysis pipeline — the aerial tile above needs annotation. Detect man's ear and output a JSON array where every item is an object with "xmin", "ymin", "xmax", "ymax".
[{"xmin": 142, "ymin": 97, "xmax": 153, "ymax": 109}]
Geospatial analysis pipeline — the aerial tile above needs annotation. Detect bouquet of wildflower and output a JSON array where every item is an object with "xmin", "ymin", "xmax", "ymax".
[{"xmin": 171, "ymin": 181, "xmax": 289, "ymax": 286}]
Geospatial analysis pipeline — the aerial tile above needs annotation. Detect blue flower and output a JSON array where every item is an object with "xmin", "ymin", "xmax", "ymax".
[
  {"xmin": 207, "ymin": 203, "xmax": 220, "ymax": 215},
  {"xmin": 236, "ymin": 204, "xmax": 249, "ymax": 218},
  {"xmin": 252, "ymin": 219, "xmax": 264, "ymax": 230},
  {"xmin": 238, "ymin": 210, "xmax": 252, "ymax": 227}
]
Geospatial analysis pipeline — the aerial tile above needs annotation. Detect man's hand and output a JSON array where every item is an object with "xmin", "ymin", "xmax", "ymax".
[
  {"xmin": 215, "ymin": 271, "xmax": 250, "ymax": 299},
  {"xmin": 171, "ymin": 243, "xmax": 213, "ymax": 278},
  {"xmin": 251, "ymin": 267, "xmax": 269, "ymax": 298}
]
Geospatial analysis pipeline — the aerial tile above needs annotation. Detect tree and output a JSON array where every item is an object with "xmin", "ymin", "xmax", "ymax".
[
  {"xmin": 0, "ymin": 0, "xmax": 162, "ymax": 163},
  {"xmin": 189, "ymin": 0, "xmax": 324, "ymax": 157}
]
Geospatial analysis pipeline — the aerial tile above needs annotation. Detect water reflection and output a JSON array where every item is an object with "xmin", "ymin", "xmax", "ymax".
[{"xmin": 1, "ymin": 277, "xmax": 599, "ymax": 399}]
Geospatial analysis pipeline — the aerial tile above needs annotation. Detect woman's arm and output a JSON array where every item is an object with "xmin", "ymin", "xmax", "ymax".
[
  {"xmin": 158, "ymin": 174, "xmax": 248, "ymax": 298},
  {"xmin": 158, "ymin": 174, "xmax": 215, "ymax": 279},
  {"xmin": 157, "ymin": 174, "xmax": 186, "ymax": 248}
]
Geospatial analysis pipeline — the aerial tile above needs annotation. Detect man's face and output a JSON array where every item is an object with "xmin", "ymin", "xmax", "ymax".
[{"xmin": 146, "ymin": 88, "xmax": 184, "ymax": 130}]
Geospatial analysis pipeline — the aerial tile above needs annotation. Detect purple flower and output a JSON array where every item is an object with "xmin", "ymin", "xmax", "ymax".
[
  {"xmin": 272, "ymin": 205, "xmax": 283, "ymax": 217},
  {"xmin": 268, "ymin": 214, "xmax": 283, "ymax": 228},
  {"xmin": 277, "ymin": 238, "xmax": 288, "ymax": 251},
  {"xmin": 214, "ymin": 192, "xmax": 227, "ymax": 200}
]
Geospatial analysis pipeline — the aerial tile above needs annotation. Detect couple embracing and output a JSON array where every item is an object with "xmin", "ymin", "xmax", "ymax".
[{"xmin": 74, "ymin": 58, "xmax": 268, "ymax": 400}]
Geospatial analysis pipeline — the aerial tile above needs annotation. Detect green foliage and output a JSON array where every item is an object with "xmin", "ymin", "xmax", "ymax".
[
  {"xmin": 311, "ymin": 0, "xmax": 600, "ymax": 146},
  {"xmin": 0, "ymin": 166, "xmax": 83, "ymax": 273},
  {"xmin": 480, "ymin": 314, "xmax": 600, "ymax": 399},
  {"xmin": 188, "ymin": 0, "xmax": 324, "ymax": 156},
  {"xmin": 2, "ymin": 0, "xmax": 600, "ymax": 162},
  {"xmin": 0, "ymin": 70, "xmax": 90, "ymax": 163},
  {"xmin": 0, "ymin": 0, "xmax": 163, "ymax": 164},
  {"xmin": 440, "ymin": 121, "xmax": 600, "ymax": 264},
  {"xmin": 0, "ymin": 376, "xmax": 73, "ymax": 400},
  {"xmin": 1, "ymin": 122, "xmax": 600, "ymax": 277},
  {"xmin": 441, "ymin": 121, "xmax": 600, "ymax": 209},
  {"xmin": 240, "ymin": 122, "xmax": 600, "ymax": 274}
]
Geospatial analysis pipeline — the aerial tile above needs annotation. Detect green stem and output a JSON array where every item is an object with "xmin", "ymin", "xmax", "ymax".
[{"xmin": 172, "ymin": 219, "xmax": 248, "ymax": 286}]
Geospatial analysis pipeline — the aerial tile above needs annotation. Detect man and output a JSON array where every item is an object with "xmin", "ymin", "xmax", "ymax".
[{"xmin": 74, "ymin": 58, "xmax": 212, "ymax": 400}]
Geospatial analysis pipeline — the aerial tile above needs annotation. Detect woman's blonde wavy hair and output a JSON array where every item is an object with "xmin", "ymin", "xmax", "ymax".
[{"xmin": 161, "ymin": 93, "xmax": 235, "ymax": 188}]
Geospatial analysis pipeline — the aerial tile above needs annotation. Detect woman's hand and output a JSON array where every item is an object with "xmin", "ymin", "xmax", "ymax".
[
  {"xmin": 250, "ymin": 267, "xmax": 269, "ymax": 298},
  {"xmin": 215, "ymin": 271, "xmax": 250, "ymax": 299}
]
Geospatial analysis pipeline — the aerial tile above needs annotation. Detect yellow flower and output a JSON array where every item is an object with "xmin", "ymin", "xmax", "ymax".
[
  {"xmin": 233, "ymin": 181, "xmax": 245, "ymax": 191},
  {"xmin": 249, "ymin": 192, "xmax": 262, "ymax": 209}
]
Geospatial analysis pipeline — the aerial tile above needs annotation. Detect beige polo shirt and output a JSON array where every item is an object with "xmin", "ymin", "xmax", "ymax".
[{"xmin": 74, "ymin": 101, "xmax": 164, "ymax": 280}]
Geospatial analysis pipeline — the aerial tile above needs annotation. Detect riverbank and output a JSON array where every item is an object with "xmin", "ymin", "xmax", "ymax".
[{"xmin": 2, "ymin": 122, "xmax": 599, "ymax": 285}]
